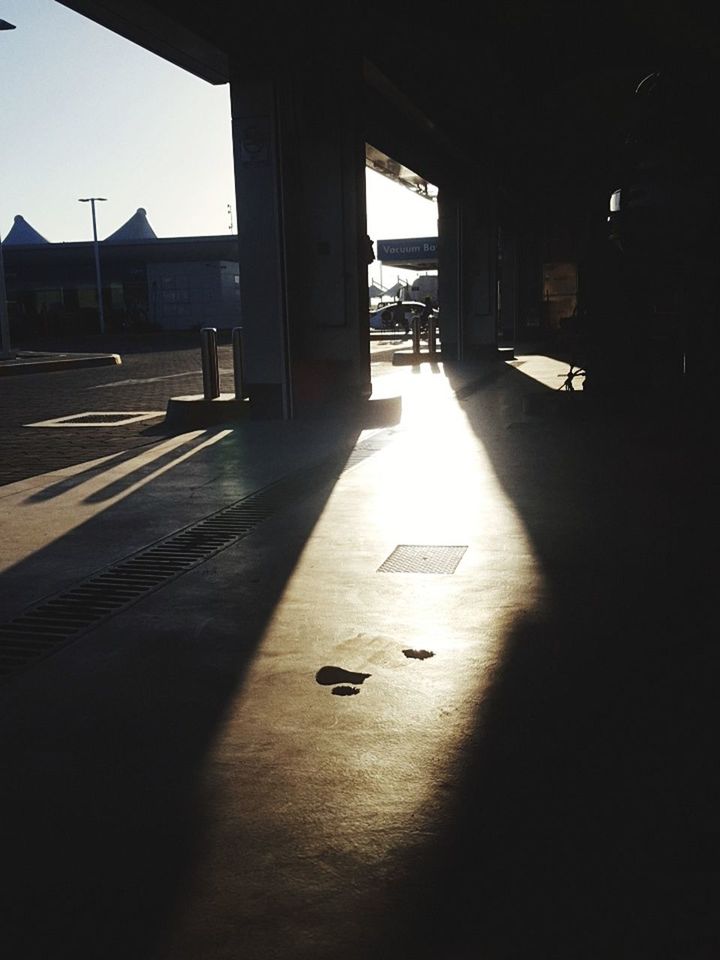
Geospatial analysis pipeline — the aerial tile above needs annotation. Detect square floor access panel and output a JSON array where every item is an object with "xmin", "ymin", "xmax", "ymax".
[{"xmin": 377, "ymin": 545, "xmax": 468, "ymax": 574}]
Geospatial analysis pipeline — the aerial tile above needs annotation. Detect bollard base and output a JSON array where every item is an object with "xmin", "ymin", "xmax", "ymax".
[
  {"xmin": 165, "ymin": 393, "xmax": 250, "ymax": 430},
  {"xmin": 392, "ymin": 350, "xmax": 440, "ymax": 366}
]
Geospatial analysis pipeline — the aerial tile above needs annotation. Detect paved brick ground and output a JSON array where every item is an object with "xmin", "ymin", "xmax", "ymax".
[{"xmin": 0, "ymin": 333, "xmax": 236, "ymax": 487}]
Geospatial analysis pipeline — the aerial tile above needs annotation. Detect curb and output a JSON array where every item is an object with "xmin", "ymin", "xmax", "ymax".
[
  {"xmin": 164, "ymin": 393, "xmax": 251, "ymax": 429},
  {"xmin": 0, "ymin": 353, "xmax": 122, "ymax": 376}
]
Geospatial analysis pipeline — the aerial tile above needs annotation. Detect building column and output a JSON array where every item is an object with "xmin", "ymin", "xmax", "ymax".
[
  {"xmin": 230, "ymin": 56, "xmax": 370, "ymax": 418},
  {"xmin": 438, "ymin": 185, "xmax": 498, "ymax": 361}
]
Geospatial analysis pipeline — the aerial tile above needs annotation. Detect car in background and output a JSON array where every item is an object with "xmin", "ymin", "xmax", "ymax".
[{"xmin": 369, "ymin": 300, "xmax": 438, "ymax": 333}]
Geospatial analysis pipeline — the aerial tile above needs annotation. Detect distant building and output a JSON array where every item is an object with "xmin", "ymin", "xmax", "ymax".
[{"xmin": 1, "ymin": 208, "xmax": 241, "ymax": 337}]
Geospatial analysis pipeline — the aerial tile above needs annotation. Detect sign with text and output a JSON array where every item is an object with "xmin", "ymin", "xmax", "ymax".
[{"xmin": 376, "ymin": 237, "xmax": 438, "ymax": 263}]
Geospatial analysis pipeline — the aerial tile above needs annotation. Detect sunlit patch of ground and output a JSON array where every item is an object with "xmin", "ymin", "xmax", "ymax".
[{"xmin": 506, "ymin": 354, "xmax": 584, "ymax": 390}]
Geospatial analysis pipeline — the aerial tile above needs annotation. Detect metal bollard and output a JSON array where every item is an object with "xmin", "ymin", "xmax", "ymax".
[
  {"xmin": 412, "ymin": 314, "xmax": 421, "ymax": 354},
  {"xmin": 232, "ymin": 326, "xmax": 246, "ymax": 400},
  {"xmin": 200, "ymin": 327, "xmax": 220, "ymax": 400}
]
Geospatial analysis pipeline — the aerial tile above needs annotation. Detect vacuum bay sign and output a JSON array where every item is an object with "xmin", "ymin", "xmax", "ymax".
[{"xmin": 376, "ymin": 237, "xmax": 438, "ymax": 268}]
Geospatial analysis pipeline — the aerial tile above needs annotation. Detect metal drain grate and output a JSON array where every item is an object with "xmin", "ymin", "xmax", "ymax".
[
  {"xmin": 0, "ymin": 491, "xmax": 279, "ymax": 678},
  {"xmin": 0, "ymin": 428, "xmax": 397, "ymax": 680},
  {"xmin": 342, "ymin": 437, "xmax": 393, "ymax": 470},
  {"xmin": 378, "ymin": 544, "xmax": 468, "ymax": 574}
]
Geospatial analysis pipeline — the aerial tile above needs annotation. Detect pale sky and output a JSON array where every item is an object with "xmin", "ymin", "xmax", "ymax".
[
  {"xmin": 365, "ymin": 170, "xmax": 438, "ymax": 288},
  {"xmin": 1, "ymin": 0, "xmax": 437, "ymax": 285}
]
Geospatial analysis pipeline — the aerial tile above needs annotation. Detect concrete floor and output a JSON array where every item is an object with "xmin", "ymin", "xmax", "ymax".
[{"xmin": 0, "ymin": 351, "xmax": 715, "ymax": 959}]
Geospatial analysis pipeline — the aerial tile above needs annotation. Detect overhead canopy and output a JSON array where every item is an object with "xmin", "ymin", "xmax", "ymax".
[
  {"xmin": 56, "ymin": 1, "xmax": 720, "ymax": 211},
  {"xmin": 365, "ymin": 144, "xmax": 438, "ymax": 200}
]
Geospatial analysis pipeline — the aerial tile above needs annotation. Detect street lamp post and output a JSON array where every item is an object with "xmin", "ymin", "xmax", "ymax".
[
  {"xmin": 0, "ymin": 230, "xmax": 11, "ymax": 360},
  {"xmin": 1, "ymin": 19, "xmax": 16, "ymax": 359},
  {"xmin": 78, "ymin": 197, "xmax": 107, "ymax": 334}
]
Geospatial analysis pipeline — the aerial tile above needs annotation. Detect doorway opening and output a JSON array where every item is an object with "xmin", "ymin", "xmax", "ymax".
[
  {"xmin": 364, "ymin": 145, "xmax": 439, "ymax": 386},
  {"xmin": 1, "ymin": 1, "xmax": 239, "ymax": 348}
]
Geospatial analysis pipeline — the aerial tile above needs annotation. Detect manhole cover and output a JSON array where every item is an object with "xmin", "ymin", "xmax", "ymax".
[{"xmin": 378, "ymin": 545, "xmax": 467, "ymax": 574}]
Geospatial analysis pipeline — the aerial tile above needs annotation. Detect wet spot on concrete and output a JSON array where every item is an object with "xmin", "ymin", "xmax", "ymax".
[
  {"xmin": 402, "ymin": 649, "xmax": 434, "ymax": 660},
  {"xmin": 331, "ymin": 685, "xmax": 360, "ymax": 696},
  {"xmin": 316, "ymin": 666, "xmax": 371, "ymax": 686}
]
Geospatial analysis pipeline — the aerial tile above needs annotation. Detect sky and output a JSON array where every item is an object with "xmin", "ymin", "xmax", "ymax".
[{"xmin": 0, "ymin": 0, "xmax": 437, "ymax": 285}]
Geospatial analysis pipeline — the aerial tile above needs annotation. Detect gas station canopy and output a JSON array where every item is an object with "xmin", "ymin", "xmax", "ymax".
[{"xmin": 365, "ymin": 144, "xmax": 438, "ymax": 201}]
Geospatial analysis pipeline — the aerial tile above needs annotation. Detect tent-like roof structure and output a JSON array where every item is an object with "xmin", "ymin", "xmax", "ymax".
[
  {"xmin": 383, "ymin": 280, "xmax": 412, "ymax": 300},
  {"xmin": 104, "ymin": 207, "xmax": 157, "ymax": 242},
  {"xmin": 3, "ymin": 214, "xmax": 49, "ymax": 245}
]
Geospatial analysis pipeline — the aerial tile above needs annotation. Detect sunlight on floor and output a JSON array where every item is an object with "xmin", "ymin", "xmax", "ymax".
[
  {"xmin": 368, "ymin": 364, "xmax": 543, "ymax": 565},
  {"xmin": 507, "ymin": 354, "xmax": 584, "ymax": 390},
  {"xmin": 212, "ymin": 360, "xmax": 546, "ymax": 859},
  {"xmin": 1, "ymin": 430, "xmax": 231, "ymax": 572}
]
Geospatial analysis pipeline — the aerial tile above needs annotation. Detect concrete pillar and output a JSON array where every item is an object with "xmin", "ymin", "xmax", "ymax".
[
  {"xmin": 498, "ymin": 226, "xmax": 518, "ymax": 348},
  {"xmin": 229, "ymin": 79, "xmax": 289, "ymax": 417},
  {"xmin": 230, "ymin": 57, "xmax": 370, "ymax": 418},
  {"xmin": 437, "ymin": 191, "xmax": 461, "ymax": 360},
  {"xmin": 438, "ymin": 186, "xmax": 498, "ymax": 361}
]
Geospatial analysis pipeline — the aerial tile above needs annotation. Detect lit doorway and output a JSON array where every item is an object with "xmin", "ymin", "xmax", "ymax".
[{"xmin": 365, "ymin": 145, "xmax": 439, "ymax": 384}]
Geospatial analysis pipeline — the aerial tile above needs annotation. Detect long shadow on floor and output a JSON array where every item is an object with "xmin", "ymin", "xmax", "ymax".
[
  {"xmin": 382, "ymin": 361, "xmax": 717, "ymax": 959},
  {"xmin": 0, "ymin": 413, "xmax": 379, "ymax": 960}
]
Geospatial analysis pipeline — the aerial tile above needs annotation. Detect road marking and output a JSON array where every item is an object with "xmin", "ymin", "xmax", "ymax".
[
  {"xmin": 25, "ymin": 411, "xmax": 165, "ymax": 428},
  {"xmin": 88, "ymin": 369, "xmax": 233, "ymax": 389}
]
